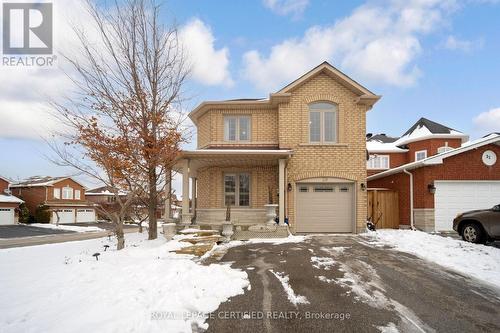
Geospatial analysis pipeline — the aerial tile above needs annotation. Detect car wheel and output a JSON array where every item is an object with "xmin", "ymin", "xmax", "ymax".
[{"xmin": 462, "ymin": 223, "xmax": 483, "ymax": 244}]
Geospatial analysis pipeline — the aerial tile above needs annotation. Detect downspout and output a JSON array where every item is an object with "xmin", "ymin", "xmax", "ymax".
[{"xmin": 403, "ymin": 169, "xmax": 415, "ymax": 230}]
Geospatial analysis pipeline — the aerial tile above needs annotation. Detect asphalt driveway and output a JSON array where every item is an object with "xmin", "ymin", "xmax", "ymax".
[
  {"xmin": 0, "ymin": 224, "xmax": 75, "ymax": 238},
  {"xmin": 204, "ymin": 235, "xmax": 500, "ymax": 333}
]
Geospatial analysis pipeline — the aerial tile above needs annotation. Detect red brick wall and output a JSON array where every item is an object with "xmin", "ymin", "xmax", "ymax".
[
  {"xmin": 407, "ymin": 138, "xmax": 462, "ymax": 162},
  {"xmin": 0, "ymin": 178, "xmax": 8, "ymax": 193},
  {"xmin": 368, "ymin": 143, "xmax": 500, "ymax": 226},
  {"xmin": 10, "ymin": 187, "xmax": 47, "ymax": 215},
  {"xmin": 50, "ymin": 179, "xmax": 87, "ymax": 201}
]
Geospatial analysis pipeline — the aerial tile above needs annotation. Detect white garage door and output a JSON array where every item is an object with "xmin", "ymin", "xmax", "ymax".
[
  {"xmin": 76, "ymin": 209, "xmax": 96, "ymax": 223},
  {"xmin": 52, "ymin": 209, "xmax": 75, "ymax": 224},
  {"xmin": 435, "ymin": 181, "xmax": 500, "ymax": 231},
  {"xmin": 0, "ymin": 208, "xmax": 15, "ymax": 225},
  {"xmin": 296, "ymin": 183, "xmax": 354, "ymax": 233}
]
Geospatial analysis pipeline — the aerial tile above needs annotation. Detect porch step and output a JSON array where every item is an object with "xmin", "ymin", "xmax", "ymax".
[
  {"xmin": 174, "ymin": 242, "xmax": 216, "ymax": 256},
  {"xmin": 179, "ymin": 229, "xmax": 220, "ymax": 237},
  {"xmin": 180, "ymin": 235, "xmax": 224, "ymax": 245}
]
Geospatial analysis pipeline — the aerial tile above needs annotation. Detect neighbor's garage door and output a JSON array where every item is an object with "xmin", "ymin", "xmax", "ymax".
[
  {"xmin": 435, "ymin": 181, "xmax": 500, "ymax": 231},
  {"xmin": 76, "ymin": 209, "xmax": 96, "ymax": 223},
  {"xmin": 296, "ymin": 183, "xmax": 354, "ymax": 233},
  {"xmin": 0, "ymin": 208, "xmax": 15, "ymax": 225},
  {"xmin": 52, "ymin": 209, "xmax": 75, "ymax": 224}
]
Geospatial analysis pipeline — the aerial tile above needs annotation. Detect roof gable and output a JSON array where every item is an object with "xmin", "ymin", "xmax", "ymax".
[
  {"xmin": 402, "ymin": 117, "xmax": 459, "ymax": 137},
  {"xmin": 277, "ymin": 61, "xmax": 377, "ymax": 97}
]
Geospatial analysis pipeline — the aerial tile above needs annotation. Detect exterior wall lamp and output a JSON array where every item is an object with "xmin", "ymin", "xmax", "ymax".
[
  {"xmin": 428, "ymin": 183, "xmax": 436, "ymax": 194},
  {"xmin": 287, "ymin": 183, "xmax": 292, "ymax": 192},
  {"xmin": 360, "ymin": 183, "xmax": 366, "ymax": 191}
]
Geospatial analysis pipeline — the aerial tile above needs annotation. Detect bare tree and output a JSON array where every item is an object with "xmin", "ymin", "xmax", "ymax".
[{"xmin": 50, "ymin": 0, "xmax": 189, "ymax": 243}]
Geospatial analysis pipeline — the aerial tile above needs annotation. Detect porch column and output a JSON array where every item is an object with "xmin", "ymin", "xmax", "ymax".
[
  {"xmin": 191, "ymin": 177, "xmax": 197, "ymax": 218},
  {"xmin": 164, "ymin": 169, "xmax": 173, "ymax": 222},
  {"xmin": 279, "ymin": 159, "xmax": 286, "ymax": 224},
  {"xmin": 181, "ymin": 159, "xmax": 192, "ymax": 226}
]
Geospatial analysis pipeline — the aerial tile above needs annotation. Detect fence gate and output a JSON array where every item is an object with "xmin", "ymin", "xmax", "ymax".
[{"xmin": 367, "ymin": 189, "xmax": 399, "ymax": 229}]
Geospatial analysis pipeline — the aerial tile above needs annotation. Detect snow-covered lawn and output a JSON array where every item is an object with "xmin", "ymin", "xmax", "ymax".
[
  {"xmin": 0, "ymin": 233, "xmax": 249, "ymax": 332},
  {"xmin": 29, "ymin": 223, "xmax": 104, "ymax": 233},
  {"xmin": 362, "ymin": 230, "xmax": 500, "ymax": 288}
]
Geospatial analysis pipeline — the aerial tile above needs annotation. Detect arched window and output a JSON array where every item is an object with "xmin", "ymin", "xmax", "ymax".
[{"xmin": 309, "ymin": 102, "xmax": 337, "ymax": 143}]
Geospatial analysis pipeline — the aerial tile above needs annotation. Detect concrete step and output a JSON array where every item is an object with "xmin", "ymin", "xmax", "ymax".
[
  {"xmin": 173, "ymin": 242, "xmax": 216, "ymax": 256},
  {"xmin": 179, "ymin": 229, "xmax": 221, "ymax": 237},
  {"xmin": 180, "ymin": 235, "xmax": 224, "ymax": 245}
]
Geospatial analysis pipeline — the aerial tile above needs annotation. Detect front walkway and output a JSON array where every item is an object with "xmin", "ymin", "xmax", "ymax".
[{"xmin": 205, "ymin": 235, "xmax": 500, "ymax": 333}]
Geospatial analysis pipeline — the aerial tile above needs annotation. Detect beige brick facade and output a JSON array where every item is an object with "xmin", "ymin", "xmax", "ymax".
[{"xmin": 183, "ymin": 62, "xmax": 379, "ymax": 232}]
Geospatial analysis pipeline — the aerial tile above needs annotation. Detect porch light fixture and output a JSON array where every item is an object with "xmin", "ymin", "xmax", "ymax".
[
  {"xmin": 427, "ymin": 183, "xmax": 436, "ymax": 194},
  {"xmin": 360, "ymin": 183, "xmax": 366, "ymax": 191},
  {"xmin": 287, "ymin": 183, "xmax": 292, "ymax": 192}
]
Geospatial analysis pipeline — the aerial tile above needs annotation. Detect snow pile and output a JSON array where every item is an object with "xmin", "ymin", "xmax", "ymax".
[
  {"xmin": 362, "ymin": 230, "xmax": 500, "ymax": 288},
  {"xmin": 0, "ymin": 233, "xmax": 249, "ymax": 332},
  {"xmin": 29, "ymin": 223, "xmax": 103, "ymax": 233},
  {"xmin": 269, "ymin": 270, "xmax": 309, "ymax": 306}
]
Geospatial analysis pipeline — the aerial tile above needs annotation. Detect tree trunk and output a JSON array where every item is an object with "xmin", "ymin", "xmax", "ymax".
[
  {"xmin": 148, "ymin": 168, "xmax": 158, "ymax": 240},
  {"xmin": 138, "ymin": 222, "xmax": 143, "ymax": 233},
  {"xmin": 114, "ymin": 217, "xmax": 125, "ymax": 250}
]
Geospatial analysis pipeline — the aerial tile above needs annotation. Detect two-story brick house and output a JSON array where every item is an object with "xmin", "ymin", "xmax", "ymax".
[
  {"xmin": 366, "ymin": 118, "xmax": 500, "ymax": 232},
  {"xmin": 174, "ymin": 62, "xmax": 380, "ymax": 233},
  {"xmin": 10, "ymin": 176, "xmax": 96, "ymax": 223},
  {"xmin": 366, "ymin": 118, "xmax": 469, "ymax": 176},
  {"xmin": 0, "ymin": 176, "xmax": 24, "ymax": 225}
]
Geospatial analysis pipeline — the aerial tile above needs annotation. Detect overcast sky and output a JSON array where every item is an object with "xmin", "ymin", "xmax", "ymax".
[{"xmin": 1, "ymin": 0, "xmax": 500, "ymax": 195}]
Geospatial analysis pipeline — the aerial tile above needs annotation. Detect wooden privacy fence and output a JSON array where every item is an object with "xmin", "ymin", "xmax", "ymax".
[{"xmin": 367, "ymin": 189, "xmax": 399, "ymax": 229}]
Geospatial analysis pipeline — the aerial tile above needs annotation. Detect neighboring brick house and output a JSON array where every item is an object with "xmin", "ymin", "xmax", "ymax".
[
  {"xmin": 174, "ymin": 62, "xmax": 380, "ymax": 233},
  {"xmin": 366, "ymin": 118, "xmax": 469, "ymax": 176},
  {"xmin": 10, "ymin": 176, "xmax": 96, "ymax": 224},
  {"xmin": 367, "ymin": 129, "xmax": 500, "ymax": 232},
  {"xmin": 0, "ymin": 176, "xmax": 24, "ymax": 225}
]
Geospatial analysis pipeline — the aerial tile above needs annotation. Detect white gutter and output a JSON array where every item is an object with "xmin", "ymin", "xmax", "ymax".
[{"xmin": 403, "ymin": 169, "xmax": 415, "ymax": 230}]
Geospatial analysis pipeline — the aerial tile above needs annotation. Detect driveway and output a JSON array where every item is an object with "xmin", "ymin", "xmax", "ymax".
[
  {"xmin": 204, "ymin": 235, "xmax": 500, "ymax": 333},
  {"xmin": 0, "ymin": 224, "xmax": 75, "ymax": 238}
]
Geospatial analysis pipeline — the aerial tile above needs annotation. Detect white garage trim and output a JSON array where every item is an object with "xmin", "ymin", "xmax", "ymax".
[
  {"xmin": 295, "ymin": 178, "xmax": 356, "ymax": 233},
  {"xmin": 434, "ymin": 181, "xmax": 500, "ymax": 231},
  {"xmin": 0, "ymin": 207, "xmax": 15, "ymax": 225}
]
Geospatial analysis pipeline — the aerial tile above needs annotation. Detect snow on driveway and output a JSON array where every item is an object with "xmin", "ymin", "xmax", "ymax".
[
  {"xmin": 362, "ymin": 230, "xmax": 500, "ymax": 289},
  {"xmin": 0, "ymin": 233, "xmax": 249, "ymax": 333}
]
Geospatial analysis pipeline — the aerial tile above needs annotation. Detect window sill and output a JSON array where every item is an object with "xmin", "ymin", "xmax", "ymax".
[{"xmin": 298, "ymin": 143, "xmax": 349, "ymax": 147}]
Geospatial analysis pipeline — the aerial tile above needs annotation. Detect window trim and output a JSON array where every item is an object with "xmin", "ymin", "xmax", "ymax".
[
  {"xmin": 223, "ymin": 172, "xmax": 251, "ymax": 207},
  {"xmin": 223, "ymin": 115, "xmax": 252, "ymax": 142},
  {"xmin": 53, "ymin": 188, "xmax": 60, "ymax": 199},
  {"xmin": 308, "ymin": 102, "xmax": 338, "ymax": 144},
  {"xmin": 415, "ymin": 150, "xmax": 427, "ymax": 161},
  {"xmin": 367, "ymin": 154, "xmax": 390, "ymax": 170},
  {"xmin": 75, "ymin": 189, "xmax": 81, "ymax": 200}
]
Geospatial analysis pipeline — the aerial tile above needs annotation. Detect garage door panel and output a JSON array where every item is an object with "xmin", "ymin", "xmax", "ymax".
[
  {"xmin": 76, "ymin": 209, "xmax": 96, "ymax": 223},
  {"xmin": 435, "ymin": 181, "xmax": 500, "ymax": 231},
  {"xmin": 52, "ymin": 209, "xmax": 75, "ymax": 224},
  {"xmin": 296, "ymin": 183, "xmax": 353, "ymax": 233},
  {"xmin": 0, "ymin": 208, "xmax": 15, "ymax": 225}
]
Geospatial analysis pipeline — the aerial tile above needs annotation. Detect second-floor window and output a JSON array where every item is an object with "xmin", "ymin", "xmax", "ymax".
[
  {"xmin": 62, "ymin": 186, "xmax": 73, "ymax": 200},
  {"xmin": 415, "ymin": 150, "xmax": 427, "ymax": 161},
  {"xmin": 367, "ymin": 155, "xmax": 390, "ymax": 169},
  {"xmin": 309, "ymin": 102, "xmax": 337, "ymax": 143},
  {"xmin": 224, "ymin": 116, "xmax": 251, "ymax": 142},
  {"xmin": 75, "ymin": 190, "xmax": 81, "ymax": 200},
  {"xmin": 54, "ymin": 188, "xmax": 60, "ymax": 199}
]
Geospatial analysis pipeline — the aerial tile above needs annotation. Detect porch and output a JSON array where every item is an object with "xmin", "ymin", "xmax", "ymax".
[{"xmin": 173, "ymin": 149, "xmax": 292, "ymax": 228}]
